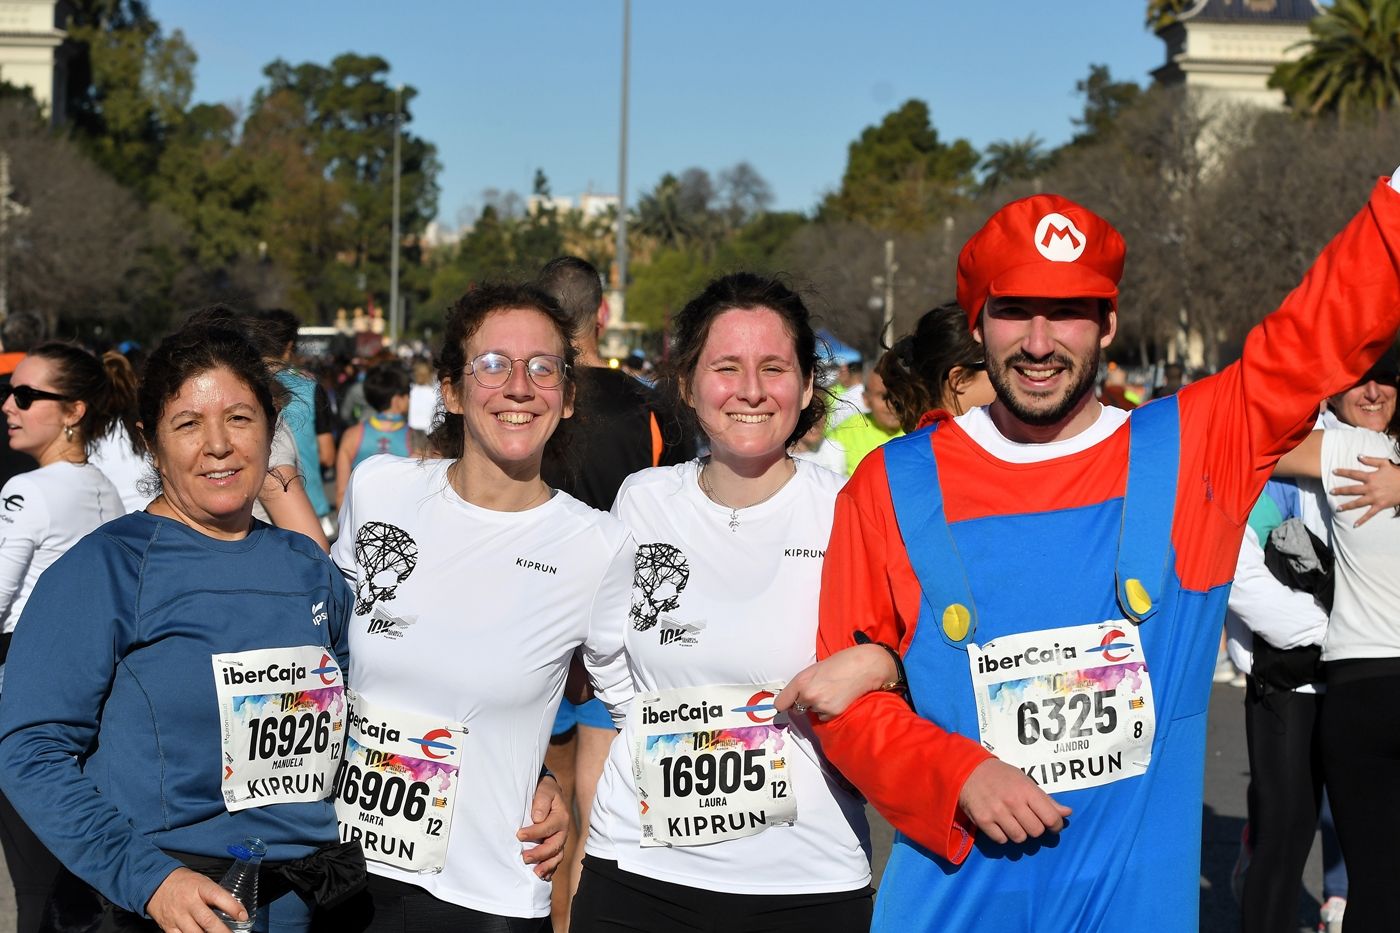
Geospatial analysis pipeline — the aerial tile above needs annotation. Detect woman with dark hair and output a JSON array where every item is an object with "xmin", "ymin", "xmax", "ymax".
[
  {"xmin": 1274, "ymin": 356, "xmax": 1400, "ymax": 931},
  {"xmin": 877, "ymin": 301, "xmax": 995, "ymax": 433},
  {"xmin": 571, "ymin": 273, "xmax": 875, "ymax": 933},
  {"xmin": 0, "ymin": 321, "xmax": 361, "ymax": 933},
  {"xmin": 0, "ymin": 342, "xmax": 130, "ymax": 932},
  {"xmin": 326, "ymin": 282, "xmax": 632, "ymax": 932}
]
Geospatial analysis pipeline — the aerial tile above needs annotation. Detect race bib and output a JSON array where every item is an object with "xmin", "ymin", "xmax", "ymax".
[
  {"xmin": 213, "ymin": 646, "xmax": 346, "ymax": 812},
  {"xmin": 633, "ymin": 683, "xmax": 796, "ymax": 848},
  {"xmin": 333, "ymin": 690, "xmax": 468, "ymax": 873},
  {"xmin": 968, "ymin": 621, "xmax": 1154, "ymax": 792}
]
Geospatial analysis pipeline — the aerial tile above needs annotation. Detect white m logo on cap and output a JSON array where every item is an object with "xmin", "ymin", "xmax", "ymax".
[{"xmin": 1034, "ymin": 213, "xmax": 1087, "ymax": 262}]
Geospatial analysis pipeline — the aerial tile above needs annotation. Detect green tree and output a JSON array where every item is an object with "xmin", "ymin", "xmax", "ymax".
[
  {"xmin": 821, "ymin": 99, "xmax": 978, "ymax": 231},
  {"xmin": 1145, "ymin": 0, "xmax": 1192, "ymax": 29},
  {"xmin": 979, "ymin": 134, "xmax": 1051, "ymax": 194},
  {"xmin": 1068, "ymin": 65, "xmax": 1142, "ymax": 148},
  {"xmin": 1270, "ymin": 0, "xmax": 1400, "ymax": 119},
  {"xmin": 254, "ymin": 54, "xmax": 441, "ymax": 314},
  {"xmin": 62, "ymin": 1, "xmax": 195, "ymax": 195}
]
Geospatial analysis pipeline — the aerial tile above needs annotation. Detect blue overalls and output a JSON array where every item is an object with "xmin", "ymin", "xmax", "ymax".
[{"xmin": 875, "ymin": 397, "xmax": 1228, "ymax": 932}]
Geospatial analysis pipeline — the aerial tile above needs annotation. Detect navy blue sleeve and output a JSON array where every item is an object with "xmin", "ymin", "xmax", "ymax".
[{"xmin": 0, "ymin": 533, "xmax": 183, "ymax": 914}]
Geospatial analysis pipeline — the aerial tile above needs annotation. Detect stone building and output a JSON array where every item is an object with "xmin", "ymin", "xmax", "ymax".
[{"xmin": 0, "ymin": 0, "xmax": 66, "ymax": 124}]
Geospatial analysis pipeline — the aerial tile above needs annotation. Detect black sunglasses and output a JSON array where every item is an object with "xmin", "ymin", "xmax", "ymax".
[{"xmin": 0, "ymin": 383, "xmax": 73, "ymax": 410}]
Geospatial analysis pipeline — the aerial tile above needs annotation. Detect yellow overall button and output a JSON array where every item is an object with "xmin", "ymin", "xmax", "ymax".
[
  {"xmin": 1124, "ymin": 578, "xmax": 1153, "ymax": 616},
  {"xmin": 942, "ymin": 603, "xmax": 971, "ymax": 641}
]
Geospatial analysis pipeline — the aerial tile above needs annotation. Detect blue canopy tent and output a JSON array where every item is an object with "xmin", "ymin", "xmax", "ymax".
[{"xmin": 816, "ymin": 329, "xmax": 863, "ymax": 366}]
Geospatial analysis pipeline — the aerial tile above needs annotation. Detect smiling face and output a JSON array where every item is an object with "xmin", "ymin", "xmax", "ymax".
[
  {"xmin": 1330, "ymin": 378, "xmax": 1398, "ymax": 432},
  {"xmin": 3, "ymin": 355, "xmax": 84, "ymax": 465},
  {"xmin": 686, "ymin": 307, "xmax": 813, "ymax": 468},
  {"xmin": 442, "ymin": 307, "xmax": 573, "ymax": 476},
  {"xmin": 148, "ymin": 366, "xmax": 271, "ymax": 539},
  {"xmin": 977, "ymin": 295, "xmax": 1115, "ymax": 435}
]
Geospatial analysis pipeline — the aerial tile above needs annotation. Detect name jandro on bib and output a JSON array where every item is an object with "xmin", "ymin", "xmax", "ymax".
[
  {"xmin": 968, "ymin": 621, "xmax": 1155, "ymax": 791},
  {"xmin": 633, "ymin": 683, "xmax": 797, "ymax": 848}
]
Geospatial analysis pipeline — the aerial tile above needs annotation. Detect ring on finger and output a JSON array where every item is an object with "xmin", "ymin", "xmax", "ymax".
[{"xmin": 794, "ymin": 703, "xmax": 809, "ymax": 713}]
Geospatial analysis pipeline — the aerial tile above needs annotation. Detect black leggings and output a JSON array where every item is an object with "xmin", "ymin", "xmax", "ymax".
[
  {"xmin": 1321, "ymin": 662, "xmax": 1400, "ymax": 933},
  {"xmin": 0, "ymin": 788, "xmax": 61, "ymax": 933},
  {"xmin": 570, "ymin": 856, "xmax": 872, "ymax": 933},
  {"xmin": 314, "ymin": 874, "xmax": 547, "ymax": 933},
  {"xmin": 1240, "ymin": 682, "xmax": 1325, "ymax": 933}
]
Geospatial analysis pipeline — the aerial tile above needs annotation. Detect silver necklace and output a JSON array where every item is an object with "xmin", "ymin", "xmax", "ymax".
[{"xmin": 698, "ymin": 459, "xmax": 796, "ymax": 532}]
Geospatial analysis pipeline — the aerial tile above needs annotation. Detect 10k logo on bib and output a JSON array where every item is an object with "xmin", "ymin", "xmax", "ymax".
[
  {"xmin": 632, "ymin": 682, "xmax": 796, "ymax": 848},
  {"xmin": 968, "ymin": 621, "xmax": 1154, "ymax": 792}
]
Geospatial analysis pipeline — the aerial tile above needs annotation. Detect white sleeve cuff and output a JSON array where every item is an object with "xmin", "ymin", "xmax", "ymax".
[{"xmin": 1391, "ymin": 170, "xmax": 1400, "ymax": 193}]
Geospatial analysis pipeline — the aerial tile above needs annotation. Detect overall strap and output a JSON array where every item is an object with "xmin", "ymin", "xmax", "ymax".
[
  {"xmin": 884, "ymin": 427, "xmax": 979, "ymax": 649},
  {"xmin": 1116, "ymin": 396, "xmax": 1181, "ymax": 624}
]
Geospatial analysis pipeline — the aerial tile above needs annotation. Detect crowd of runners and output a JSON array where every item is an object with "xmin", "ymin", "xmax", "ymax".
[{"xmin": 0, "ymin": 166, "xmax": 1393, "ymax": 933}]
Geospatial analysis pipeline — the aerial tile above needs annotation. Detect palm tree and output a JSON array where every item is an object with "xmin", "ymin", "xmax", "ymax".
[
  {"xmin": 1271, "ymin": 0, "xmax": 1400, "ymax": 119},
  {"xmin": 979, "ymin": 134, "xmax": 1050, "ymax": 195}
]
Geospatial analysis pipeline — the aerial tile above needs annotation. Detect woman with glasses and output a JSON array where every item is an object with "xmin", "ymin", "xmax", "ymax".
[
  {"xmin": 326, "ymin": 283, "xmax": 635, "ymax": 932},
  {"xmin": 571, "ymin": 274, "xmax": 876, "ymax": 933},
  {"xmin": 0, "ymin": 342, "xmax": 132, "ymax": 932}
]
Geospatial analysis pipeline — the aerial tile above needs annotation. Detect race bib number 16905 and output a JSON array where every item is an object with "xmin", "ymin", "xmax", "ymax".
[{"xmin": 632, "ymin": 682, "xmax": 796, "ymax": 848}]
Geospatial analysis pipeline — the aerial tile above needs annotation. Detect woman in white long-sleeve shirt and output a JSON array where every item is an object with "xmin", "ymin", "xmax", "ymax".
[{"xmin": 0, "ymin": 342, "xmax": 130, "ymax": 933}]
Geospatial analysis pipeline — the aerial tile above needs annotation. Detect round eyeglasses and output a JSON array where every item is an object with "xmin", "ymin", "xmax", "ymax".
[{"xmin": 465, "ymin": 353, "xmax": 569, "ymax": 390}]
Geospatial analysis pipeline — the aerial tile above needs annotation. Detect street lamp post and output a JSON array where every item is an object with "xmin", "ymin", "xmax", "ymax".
[
  {"xmin": 615, "ymin": 0, "xmax": 631, "ymax": 306},
  {"xmin": 389, "ymin": 84, "xmax": 403, "ymax": 346}
]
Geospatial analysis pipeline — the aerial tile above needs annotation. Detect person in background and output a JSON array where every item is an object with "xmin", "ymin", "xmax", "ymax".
[
  {"xmin": 89, "ymin": 351, "xmax": 151, "ymax": 514},
  {"xmin": 0, "ymin": 342, "xmax": 129, "ymax": 933},
  {"xmin": 0, "ymin": 320, "xmax": 361, "ymax": 933},
  {"xmin": 257, "ymin": 309, "xmax": 337, "ymax": 536},
  {"xmin": 334, "ymin": 362, "xmax": 413, "ymax": 508},
  {"xmin": 1153, "ymin": 361, "xmax": 1186, "ymax": 399},
  {"xmin": 877, "ymin": 302, "xmax": 997, "ymax": 432},
  {"xmin": 535, "ymin": 255, "xmax": 695, "ymax": 930},
  {"xmin": 0, "ymin": 312, "xmax": 49, "ymax": 487},
  {"xmin": 407, "ymin": 359, "xmax": 441, "ymax": 438},
  {"xmin": 825, "ymin": 366, "xmax": 904, "ymax": 476}
]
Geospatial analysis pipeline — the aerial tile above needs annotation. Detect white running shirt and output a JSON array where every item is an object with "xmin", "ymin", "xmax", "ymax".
[
  {"xmin": 1320, "ymin": 427, "xmax": 1400, "ymax": 661},
  {"xmin": 586, "ymin": 458, "xmax": 872, "ymax": 895},
  {"xmin": 0, "ymin": 461, "xmax": 124, "ymax": 635},
  {"xmin": 332, "ymin": 455, "xmax": 635, "ymax": 918}
]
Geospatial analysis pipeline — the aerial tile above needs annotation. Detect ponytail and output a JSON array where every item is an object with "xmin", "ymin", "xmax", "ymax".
[{"xmin": 101, "ymin": 351, "xmax": 143, "ymax": 455}]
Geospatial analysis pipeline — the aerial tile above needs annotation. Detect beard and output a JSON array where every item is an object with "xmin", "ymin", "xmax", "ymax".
[{"xmin": 986, "ymin": 345, "xmax": 1101, "ymax": 427}]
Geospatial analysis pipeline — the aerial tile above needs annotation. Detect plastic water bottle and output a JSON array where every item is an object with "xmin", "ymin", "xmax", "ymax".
[{"xmin": 212, "ymin": 836, "xmax": 265, "ymax": 932}]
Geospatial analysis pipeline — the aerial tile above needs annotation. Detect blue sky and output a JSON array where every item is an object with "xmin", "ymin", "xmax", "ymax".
[{"xmin": 150, "ymin": 1, "xmax": 1166, "ymax": 227}]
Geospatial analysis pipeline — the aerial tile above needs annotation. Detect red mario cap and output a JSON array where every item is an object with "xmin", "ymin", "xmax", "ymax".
[{"xmin": 956, "ymin": 193, "xmax": 1125, "ymax": 328}]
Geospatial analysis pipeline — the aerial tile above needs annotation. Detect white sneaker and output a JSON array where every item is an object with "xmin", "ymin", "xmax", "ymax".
[{"xmin": 1318, "ymin": 895, "xmax": 1345, "ymax": 933}]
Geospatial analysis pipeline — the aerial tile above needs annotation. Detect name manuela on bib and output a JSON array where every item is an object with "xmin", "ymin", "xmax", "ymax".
[{"xmin": 632, "ymin": 683, "xmax": 797, "ymax": 848}]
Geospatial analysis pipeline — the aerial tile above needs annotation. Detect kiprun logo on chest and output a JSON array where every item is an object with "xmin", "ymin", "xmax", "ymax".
[
  {"xmin": 515, "ymin": 557, "xmax": 558, "ymax": 575},
  {"xmin": 976, "ymin": 642, "xmax": 1079, "ymax": 676},
  {"xmin": 783, "ymin": 547, "xmax": 825, "ymax": 559},
  {"xmin": 220, "ymin": 661, "xmax": 308, "ymax": 687},
  {"xmin": 640, "ymin": 697, "xmax": 725, "ymax": 727}
]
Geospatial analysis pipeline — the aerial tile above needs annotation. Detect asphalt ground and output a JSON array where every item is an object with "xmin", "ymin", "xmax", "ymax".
[{"xmin": 0, "ymin": 682, "xmax": 1324, "ymax": 932}]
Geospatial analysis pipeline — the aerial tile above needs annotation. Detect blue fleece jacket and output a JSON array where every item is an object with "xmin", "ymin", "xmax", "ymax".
[{"xmin": 0, "ymin": 511, "xmax": 352, "ymax": 914}]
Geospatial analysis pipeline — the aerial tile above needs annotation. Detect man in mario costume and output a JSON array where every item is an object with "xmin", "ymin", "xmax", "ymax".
[{"xmin": 807, "ymin": 174, "xmax": 1400, "ymax": 932}]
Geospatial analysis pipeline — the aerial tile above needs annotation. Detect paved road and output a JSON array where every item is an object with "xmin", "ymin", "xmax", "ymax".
[{"xmin": 0, "ymin": 682, "xmax": 1325, "ymax": 932}]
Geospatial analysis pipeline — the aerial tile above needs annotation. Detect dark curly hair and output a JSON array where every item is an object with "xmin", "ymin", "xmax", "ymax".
[
  {"xmin": 877, "ymin": 301, "xmax": 987, "ymax": 431},
  {"xmin": 659, "ymin": 273, "xmax": 827, "ymax": 450},
  {"xmin": 430, "ymin": 282, "xmax": 578, "ymax": 460},
  {"xmin": 138, "ymin": 315, "xmax": 286, "ymax": 475}
]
